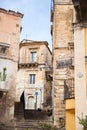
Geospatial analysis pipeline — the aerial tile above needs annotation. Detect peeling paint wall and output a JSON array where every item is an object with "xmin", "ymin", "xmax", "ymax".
[{"xmin": 0, "ymin": 9, "xmax": 23, "ymax": 122}]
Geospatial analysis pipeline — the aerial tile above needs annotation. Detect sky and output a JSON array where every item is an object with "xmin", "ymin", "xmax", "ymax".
[{"xmin": 0, "ymin": 0, "xmax": 52, "ymax": 49}]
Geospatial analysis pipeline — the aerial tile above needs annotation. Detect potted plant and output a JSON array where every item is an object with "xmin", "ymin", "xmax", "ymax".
[
  {"xmin": 0, "ymin": 67, "xmax": 7, "ymax": 89},
  {"xmin": 78, "ymin": 114, "xmax": 87, "ymax": 130}
]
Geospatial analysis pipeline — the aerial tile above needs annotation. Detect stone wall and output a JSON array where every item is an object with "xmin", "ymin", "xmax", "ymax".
[{"xmin": 52, "ymin": 3, "xmax": 74, "ymax": 127}]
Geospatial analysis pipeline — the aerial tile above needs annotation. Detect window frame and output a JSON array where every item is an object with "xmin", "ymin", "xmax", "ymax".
[
  {"xmin": 29, "ymin": 74, "xmax": 36, "ymax": 84},
  {"xmin": 30, "ymin": 51, "xmax": 37, "ymax": 63}
]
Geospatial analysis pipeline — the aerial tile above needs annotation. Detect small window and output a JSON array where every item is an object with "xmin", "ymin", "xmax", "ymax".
[
  {"xmin": 0, "ymin": 46, "xmax": 7, "ymax": 54},
  {"xmin": 0, "ymin": 43, "xmax": 10, "ymax": 55},
  {"xmin": 29, "ymin": 74, "xmax": 36, "ymax": 84},
  {"xmin": 30, "ymin": 52, "xmax": 37, "ymax": 63}
]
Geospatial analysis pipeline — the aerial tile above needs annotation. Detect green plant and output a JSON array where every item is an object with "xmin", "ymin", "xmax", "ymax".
[
  {"xmin": 78, "ymin": 113, "xmax": 87, "ymax": 130},
  {"xmin": 39, "ymin": 123, "xmax": 58, "ymax": 130},
  {"xmin": 59, "ymin": 117, "xmax": 65, "ymax": 129},
  {"xmin": 0, "ymin": 67, "xmax": 7, "ymax": 81},
  {"xmin": 52, "ymin": 116, "xmax": 54, "ymax": 123}
]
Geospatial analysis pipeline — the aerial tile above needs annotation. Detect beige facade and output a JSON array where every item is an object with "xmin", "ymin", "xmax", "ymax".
[
  {"xmin": 74, "ymin": 25, "xmax": 86, "ymax": 130},
  {"xmin": 73, "ymin": 11, "xmax": 87, "ymax": 130},
  {"xmin": 0, "ymin": 8, "xmax": 23, "ymax": 122},
  {"xmin": 71, "ymin": 0, "xmax": 87, "ymax": 129},
  {"xmin": 51, "ymin": 0, "xmax": 74, "ymax": 127},
  {"xmin": 16, "ymin": 40, "xmax": 52, "ymax": 110}
]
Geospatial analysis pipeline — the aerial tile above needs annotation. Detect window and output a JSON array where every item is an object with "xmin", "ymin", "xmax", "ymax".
[
  {"xmin": 30, "ymin": 52, "xmax": 37, "ymax": 63},
  {"xmin": 29, "ymin": 74, "xmax": 36, "ymax": 84},
  {"xmin": 0, "ymin": 43, "xmax": 10, "ymax": 55},
  {"xmin": 0, "ymin": 46, "xmax": 7, "ymax": 54}
]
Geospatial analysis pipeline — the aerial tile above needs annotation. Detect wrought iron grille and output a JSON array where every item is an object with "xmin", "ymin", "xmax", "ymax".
[
  {"xmin": 56, "ymin": 58, "xmax": 72, "ymax": 69},
  {"xmin": 64, "ymin": 79, "xmax": 75, "ymax": 99}
]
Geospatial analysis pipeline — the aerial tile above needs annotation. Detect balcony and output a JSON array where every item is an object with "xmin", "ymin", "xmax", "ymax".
[
  {"xmin": 64, "ymin": 79, "xmax": 75, "ymax": 99},
  {"xmin": 18, "ymin": 57, "xmax": 38, "ymax": 68},
  {"xmin": 56, "ymin": 58, "xmax": 72, "ymax": 69}
]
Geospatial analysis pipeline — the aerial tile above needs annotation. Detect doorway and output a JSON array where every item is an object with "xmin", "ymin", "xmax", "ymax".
[{"xmin": 27, "ymin": 96, "xmax": 35, "ymax": 109}]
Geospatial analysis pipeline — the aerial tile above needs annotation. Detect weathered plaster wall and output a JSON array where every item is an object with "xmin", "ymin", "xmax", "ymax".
[
  {"xmin": 0, "ymin": 9, "xmax": 23, "ymax": 122},
  {"xmin": 74, "ymin": 26, "xmax": 87, "ymax": 130}
]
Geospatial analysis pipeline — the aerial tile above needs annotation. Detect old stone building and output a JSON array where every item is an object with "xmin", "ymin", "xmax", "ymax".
[
  {"xmin": 0, "ymin": 8, "xmax": 23, "ymax": 122},
  {"xmin": 51, "ymin": 0, "xmax": 74, "ymax": 128},
  {"xmin": 51, "ymin": 0, "xmax": 87, "ymax": 130},
  {"xmin": 16, "ymin": 39, "xmax": 52, "ymax": 110}
]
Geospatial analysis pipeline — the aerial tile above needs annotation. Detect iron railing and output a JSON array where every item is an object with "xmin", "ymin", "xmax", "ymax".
[
  {"xmin": 56, "ymin": 58, "xmax": 72, "ymax": 69},
  {"xmin": 64, "ymin": 79, "xmax": 75, "ymax": 99},
  {"xmin": 19, "ymin": 57, "xmax": 38, "ymax": 64}
]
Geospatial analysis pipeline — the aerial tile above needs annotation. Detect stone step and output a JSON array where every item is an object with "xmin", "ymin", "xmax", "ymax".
[
  {"xmin": 14, "ymin": 103, "xmax": 24, "ymax": 118},
  {"xmin": 24, "ymin": 109, "xmax": 52, "ymax": 120},
  {"xmin": 15, "ymin": 119, "xmax": 52, "ymax": 124},
  {"xmin": 0, "ymin": 126, "xmax": 41, "ymax": 130},
  {"xmin": 0, "ymin": 119, "xmax": 53, "ymax": 130},
  {"xmin": 0, "ymin": 123, "xmax": 41, "ymax": 130}
]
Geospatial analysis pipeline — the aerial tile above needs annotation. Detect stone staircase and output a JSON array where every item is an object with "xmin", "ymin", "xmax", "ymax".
[
  {"xmin": 0, "ymin": 102, "xmax": 52, "ymax": 130},
  {"xmin": 0, "ymin": 102, "xmax": 53, "ymax": 130},
  {"xmin": 14, "ymin": 119, "xmax": 46, "ymax": 130},
  {"xmin": 14, "ymin": 102, "xmax": 24, "ymax": 119},
  {"xmin": 0, "ymin": 118, "xmax": 52, "ymax": 130},
  {"xmin": 14, "ymin": 110, "xmax": 52, "ymax": 130}
]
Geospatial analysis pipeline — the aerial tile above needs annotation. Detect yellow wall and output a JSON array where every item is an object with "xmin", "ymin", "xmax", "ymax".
[
  {"xmin": 66, "ymin": 99, "xmax": 75, "ymax": 130},
  {"xmin": 66, "ymin": 109, "xmax": 75, "ymax": 130},
  {"xmin": 85, "ymin": 28, "xmax": 87, "ymax": 96},
  {"xmin": 66, "ymin": 99, "xmax": 75, "ymax": 110}
]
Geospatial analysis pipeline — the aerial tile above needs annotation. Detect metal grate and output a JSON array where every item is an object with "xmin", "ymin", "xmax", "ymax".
[{"xmin": 64, "ymin": 79, "xmax": 75, "ymax": 99}]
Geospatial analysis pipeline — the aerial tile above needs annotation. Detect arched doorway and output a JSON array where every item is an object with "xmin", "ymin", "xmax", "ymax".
[
  {"xmin": 27, "ymin": 96, "xmax": 35, "ymax": 109},
  {"xmin": 20, "ymin": 91, "xmax": 25, "ymax": 109}
]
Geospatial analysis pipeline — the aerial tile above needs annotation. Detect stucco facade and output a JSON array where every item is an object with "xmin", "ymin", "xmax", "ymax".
[
  {"xmin": 71, "ymin": 0, "xmax": 87, "ymax": 129},
  {"xmin": 0, "ymin": 8, "xmax": 23, "ymax": 122},
  {"xmin": 74, "ymin": 25, "xmax": 87, "ymax": 130},
  {"xmin": 16, "ymin": 40, "xmax": 52, "ymax": 110}
]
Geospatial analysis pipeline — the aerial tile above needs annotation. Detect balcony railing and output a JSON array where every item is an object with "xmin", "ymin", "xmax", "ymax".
[
  {"xmin": 19, "ymin": 57, "xmax": 38, "ymax": 64},
  {"xmin": 64, "ymin": 79, "xmax": 75, "ymax": 99},
  {"xmin": 56, "ymin": 58, "xmax": 72, "ymax": 69},
  {"xmin": 18, "ymin": 57, "xmax": 39, "ymax": 68}
]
